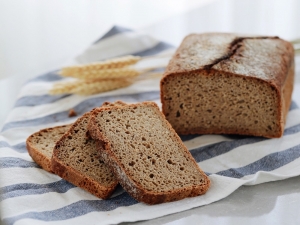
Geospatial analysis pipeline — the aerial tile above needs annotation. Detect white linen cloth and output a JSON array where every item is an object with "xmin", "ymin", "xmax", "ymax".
[{"xmin": 1, "ymin": 26, "xmax": 300, "ymax": 225}]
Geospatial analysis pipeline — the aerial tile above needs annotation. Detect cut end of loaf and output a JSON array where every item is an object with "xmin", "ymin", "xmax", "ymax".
[
  {"xmin": 90, "ymin": 102, "xmax": 210, "ymax": 204},
  {"xmin": 161, "ymin": 71, "xmax": 283, "ymax": 137}
]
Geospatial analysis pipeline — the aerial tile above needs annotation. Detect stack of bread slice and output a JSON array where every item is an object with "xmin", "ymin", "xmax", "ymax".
[{"xmin": 26, "ymin": 101, "xmax": 210, "ymax": 204}]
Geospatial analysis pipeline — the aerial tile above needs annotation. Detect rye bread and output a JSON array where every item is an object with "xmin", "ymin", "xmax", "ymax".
[
  {"xmin": 88, "ymin": 101, "xmax": 210, "ymax": 204},
  {"xmin": 26, "ymin": 125, "xmax": 71, "ymax": 173},
  {"xmin": 160, "ymin": 33, "xmax": 294, "ymax": 138},
  {"xmin": 51, "ymin": 102, "xmax": 126, "ymax": 199}
]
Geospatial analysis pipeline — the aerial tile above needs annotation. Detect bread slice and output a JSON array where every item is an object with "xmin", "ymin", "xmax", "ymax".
[
  {"xmin": 89, "ymin": 101, "xmax": 210, "ymax": 204},
  {"xmin": 26, "ymin": 125, "xmax": 71, "ymax": 172},
  {"xmin": 51, "ymin": 102, "xmax": 126, "ymax": 199},
  {"xmin": 160, "ymin": 33, "xmax": 295, "ymax": 138}
]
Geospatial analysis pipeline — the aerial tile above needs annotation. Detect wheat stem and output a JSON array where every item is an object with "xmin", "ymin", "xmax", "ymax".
[
  {"xmin": 60, "ymin": 67, "xmax": 141, "ymax": 79},
  {"xmin": 49, "ymin": 79, "xmax": 133, "ymax": 95},
  {"xmin": 60, "ymin": 55, "xmax": 141, "ymax": 75}
]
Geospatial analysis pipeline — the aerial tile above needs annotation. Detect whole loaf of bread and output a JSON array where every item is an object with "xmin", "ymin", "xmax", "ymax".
[{"xmin": 160, "ymin": 33, "xmax": 294, "ymax": 138}]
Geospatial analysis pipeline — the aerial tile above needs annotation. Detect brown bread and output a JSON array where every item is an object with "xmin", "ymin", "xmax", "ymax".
[
  {"xmin": 160, "ymin": 33, "xmax": 295, "ymax": 138},
  {"xmin": 26, "ymin": 125, "xmax": 71, "ymax": 173},
  {"xmin": 89, "ymin": 102, "xmax": 210, "ymax": 204},
  {"xmin": 51, "ymin": 102, "xmax": 126, "ymax": 199}
]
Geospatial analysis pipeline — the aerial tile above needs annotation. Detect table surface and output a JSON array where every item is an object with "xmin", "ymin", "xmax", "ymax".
[{"xmin": 1, "ymin": 0, "xmax": 300, "ymax": 224}]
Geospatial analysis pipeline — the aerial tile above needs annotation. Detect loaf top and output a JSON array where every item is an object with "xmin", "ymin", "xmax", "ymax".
[{"xmin": 163, "ymin": 33, "xmax": 294, "ymax": 88}]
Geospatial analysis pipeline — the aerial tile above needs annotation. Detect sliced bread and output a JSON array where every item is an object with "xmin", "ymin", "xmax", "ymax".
[
  {"xmin": 26, "ymin": 125, "xmax": 71, "ymax": 173},
  {"xmin": 51, "ymin": 102, "xmax": 126, "ymax": 199},
  {"xmin": 89, "ymin": 101, "xmax": 210, "ymax": 204}
]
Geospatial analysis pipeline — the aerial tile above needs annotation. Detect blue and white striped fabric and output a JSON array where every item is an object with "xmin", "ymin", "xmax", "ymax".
[{"xmin": 1, "ymin": 26, "xmax": 300, "ymax": 225}]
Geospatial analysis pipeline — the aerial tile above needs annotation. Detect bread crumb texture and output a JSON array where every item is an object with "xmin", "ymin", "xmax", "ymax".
[
  {"xmin": 54, "ymin": 114, "xmax": 115, "ymax": 187},
  {"xmin": 95, "ymin": 103, "xmax": 208, "ymax": 193},
  {"xmin": 27, "ymin": 125, "xmax": 70, "ymax": 172},
  {"xmin": 162, "ymin": 72, "xmax": 280, "ymax": 135},
  {"xmin": 30, "ymin": 126, "xmax": 70, "ymax": 159}
]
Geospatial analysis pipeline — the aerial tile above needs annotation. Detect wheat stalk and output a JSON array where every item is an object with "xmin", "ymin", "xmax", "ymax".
[
  {"xmin": 49, "ymin": 81, "xmax": 79, "ymax": 94},
  {"xmin": 49, "ymin": 81, "xmax": 78, "ymax": 95},
  {"xmin": 50, "ymin": 53, "xmax": 171, "ymax": 96},
  {"xmin": 60, "ymin": 55, "xmax": 141, "ymax": 76},
  {"xmin": 50, "ymin": 79, "xmax": 133, "ymax": 95},
  {"xmin": 59, "ymin": 52, "xmax": 173, "ymax": 78},
  {"xmin": 60, "ymin": 66, "xmax": 141, "ymax": 80}
]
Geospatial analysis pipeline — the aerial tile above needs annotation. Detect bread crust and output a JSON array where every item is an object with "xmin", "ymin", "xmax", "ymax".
[
  {"xmin": 51, "ymin": 112, "xmax": 118, "ymax": 199},
  {"xmin": 282, "ymin": 60, "xmax": 295, "ymax": 128},
  {"xmin": 160, "ymin": 33, "xmax": 295, "ymax": 138},
  {"xmin": 89, "ymin": 102, "xmax": 210, "ymax": 205},
  {"xmin": 26, "ymin": 125, "xmax": 70, "ymax": 173}
]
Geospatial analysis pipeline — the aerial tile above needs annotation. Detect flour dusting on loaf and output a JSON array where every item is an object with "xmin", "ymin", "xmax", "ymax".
[{"xmin": 161, "ymin": 33, "xmax": 294, "ymax": 138}]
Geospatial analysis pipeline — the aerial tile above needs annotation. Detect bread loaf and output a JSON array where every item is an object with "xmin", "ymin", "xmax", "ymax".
[
  {"xmin": 88, "ymin": 102, "xmax": 210, "ymax": 204},
  {"xmin": 26, "ymin": 125, "xmax": 71, "ymax": 172},
  {"xmin": 160, "ymin": 33, "xmax": 295, "ymax": 138}
]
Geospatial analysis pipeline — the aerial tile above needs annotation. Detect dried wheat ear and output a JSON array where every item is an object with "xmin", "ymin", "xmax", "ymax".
[
  {"xmin": 49, "ymin": 54, "xmax": 166, "ymax": 96},
  {"xmin": 49, "ymin": 78, "xmax": 133, "ymax": 95}
]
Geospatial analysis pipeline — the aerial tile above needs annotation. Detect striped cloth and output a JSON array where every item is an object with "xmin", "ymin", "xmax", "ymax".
[{"xmin": 1, "ymin": 26, "xmax": 300, "ymax": 225}]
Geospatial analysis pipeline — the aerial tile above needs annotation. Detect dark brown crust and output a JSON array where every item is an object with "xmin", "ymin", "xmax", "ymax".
[
  {"xmin": 163, "ymin": 33, "xmax": 294, "ymax": 87},
  {"xmin": 26, "ymin": 125, "xmax": 70, "ymax": 173},
  {"xmin": 88, "ymin": 102, "xmax": 210, "ymax": 205},
  {"xmin": 282, "ymin": 60, "xmax": 295, "ymax": 127},
  {"xmin": 51, "ymin": 158, "xmax": 117, "ymax": 199},
  {"xmin": 51, "ymin": 112, "xmax": 118, "ymax": 200},
  {"xmin": 160, "ymin": 33, "xmax": 295, "ymax": 138},
  {"xmin": 203, "ymin": 36, "xmax": 279, "ymax": 70}
]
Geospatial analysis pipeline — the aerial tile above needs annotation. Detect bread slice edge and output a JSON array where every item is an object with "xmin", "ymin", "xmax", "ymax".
[
  {"xmin": 51, "ymin": 112, "xmax": 118, "ymax": 200},
  {"xmin": 26, "ymin": 125, "xmax": 70, "ymax": 173},
  {"xmin": 89, "ymin": 101, "xmax": 210, "ymax": 204}
]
